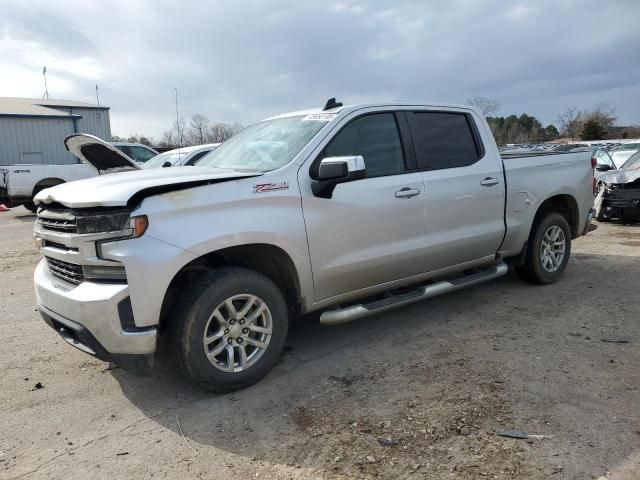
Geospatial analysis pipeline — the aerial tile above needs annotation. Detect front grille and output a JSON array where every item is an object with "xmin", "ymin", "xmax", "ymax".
[
  {"xmin": 38, "ymin": 217, "xmax": 77, "ymax": 233},
  {"xmin": 46, "ymin": 257, "xmax": 85, "ymax": 285}
]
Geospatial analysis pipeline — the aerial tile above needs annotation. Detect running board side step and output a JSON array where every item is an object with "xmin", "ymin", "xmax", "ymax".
[{"xmin": 319, "ymin": 262, "xmax": 509, "ymax": 326}]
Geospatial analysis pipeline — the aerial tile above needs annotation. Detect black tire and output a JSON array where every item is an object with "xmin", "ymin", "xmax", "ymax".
[
  {"xmin": 23, "ymin": 201, "xmax": 37, "ymax": 213},
  {"xmin": 516, "ymin": 212, "xmax": 572, "ymax": 285},
  {"xmin": 26, "ymin": 182, "xmax": 64, "ymax": 214},
  {"xmin": 170, "ymin": 267, "xmax": 288, "ymax": 392}
]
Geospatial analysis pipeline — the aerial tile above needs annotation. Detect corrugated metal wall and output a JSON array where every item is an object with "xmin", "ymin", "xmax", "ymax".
[
  {"xmin": 0, "ymin": 108, "xmax": 111, "ymax": 166},
  {"xmin": 0, "ymin": 117, "xmax": 77, "ymax": 165},
  {"xmin": 66, "ymin": 107, "xmax": 112, "ymax": 140}
]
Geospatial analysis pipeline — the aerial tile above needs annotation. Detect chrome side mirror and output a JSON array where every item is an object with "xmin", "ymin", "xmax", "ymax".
[{"xmin": 312, "ymin": 156, "xmax": 366, "ymax": 198}]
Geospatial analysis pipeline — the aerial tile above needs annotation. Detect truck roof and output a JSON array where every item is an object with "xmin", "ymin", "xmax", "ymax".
[{"xmin": 263, "ymin": 102, "xmax": 478, "ymax": 122}]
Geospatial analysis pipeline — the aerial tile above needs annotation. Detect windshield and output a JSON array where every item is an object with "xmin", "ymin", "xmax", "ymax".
[
  {"xmin": 142, "ymin": 151, "xmax": 185, "ymax": 169},
  {"xmin": 196, "ymin": 115, "xmax": 330, "ymax": 171},
  {"xmin": 617, "ymin": 143, "xmax": 640, "ymax": 151},
  {"xmin": 622, "ymin": 151, "xmax": 640, "ymax": 170}
]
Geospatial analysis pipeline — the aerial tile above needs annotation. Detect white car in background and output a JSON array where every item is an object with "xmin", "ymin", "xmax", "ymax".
[
  {"xmin": 1, "ymin": 135, "xmax": 149, "ymax": 211},
  {"xmin": 141, "ymin": 144, "xmax": 220, "ymax": 169},
  {"xmin": 610, "ymin": 142, "xmax": 640, "ymax": 168}
]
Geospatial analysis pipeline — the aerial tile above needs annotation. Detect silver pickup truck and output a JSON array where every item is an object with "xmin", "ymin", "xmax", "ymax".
[{"xmin": 33, "ymin": 101, "xmax": 596, "ymax": 392}]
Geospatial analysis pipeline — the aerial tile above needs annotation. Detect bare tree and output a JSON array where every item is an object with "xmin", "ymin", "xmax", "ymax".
[
  {"xmin": 558, "ymin": 107, "xmax": 582, "ymax": 141},
  {"xmin": 125, "ymin": 134, "xmax": 155, "ymax": 146},
  {"xmin": 208, "ymin": 122, "xmax": 242, "ymax": 143},
  {"xmin": 466, "ymin": 96, "xmax": 499, "ymax": 116},
  {"xmin": 159, "ymin": 130, "xmax": 177, "ymax": 148},
  {"xmin": 159, "ymin": 117, "xmax": 186, "ymax": 148},
  {"xmin": 188, "ymin": 114, "xmax": 210, "ymax": 145},
  {"xmin": 159, "ymin": 118, "xmax": 242, "ymax": 148}
]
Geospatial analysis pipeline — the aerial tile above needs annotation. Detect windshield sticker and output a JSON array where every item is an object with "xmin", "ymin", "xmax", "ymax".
[
  {"xmin": 254, "ymin": 181, "xmax": 289, "ymax": 193},
  {"xmin": 302, "ymin": 113, "xmax": 336, "ymax": 122}
]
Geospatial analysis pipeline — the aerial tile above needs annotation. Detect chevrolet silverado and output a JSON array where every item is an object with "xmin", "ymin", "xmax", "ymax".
[{"xmin": 33, "ymin": 100, "xmax": 596, "ymax": 392}]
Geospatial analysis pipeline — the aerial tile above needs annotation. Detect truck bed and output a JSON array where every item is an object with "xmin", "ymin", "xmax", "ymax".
[
  {"xmin": 0, "ymin": 163, "xmax": 95, "ymax": 206},
  {"xmin": 499, "ymin": 151, "xmax": 594, "ymax": 257}
]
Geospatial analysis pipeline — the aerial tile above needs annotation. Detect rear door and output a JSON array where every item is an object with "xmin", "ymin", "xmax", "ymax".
[
  {"xmin": 406, "ymin": 110, "xmax": 505, "ymax": 272},
  {"xmin": 300, "ymin": 111, "xmax": 428, "ymax": 301}
]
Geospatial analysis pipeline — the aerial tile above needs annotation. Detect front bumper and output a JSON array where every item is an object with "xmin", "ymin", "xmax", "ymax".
[
  {"xmin": 34, "ymin": 260, "xmax": 157, "ymax": 364},
  {"xmin": 597, "ymin": 184, "xmax": 640, "ymax": 220}
]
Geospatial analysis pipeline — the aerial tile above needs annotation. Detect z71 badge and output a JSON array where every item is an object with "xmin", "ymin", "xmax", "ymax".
[{"xmin": 253, "ymin": 181, "xmax": 289, "ymax": 193}]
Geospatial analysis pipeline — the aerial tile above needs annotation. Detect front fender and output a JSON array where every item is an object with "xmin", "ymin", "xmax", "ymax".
[{"xmin": 107, "ymin": 174, "xmax": 313, "ymax": 325}]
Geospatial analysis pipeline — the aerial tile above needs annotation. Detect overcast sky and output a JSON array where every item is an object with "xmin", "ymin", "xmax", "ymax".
[{"xmin": 1, "ymin": 0, "xmax": 639, "ymax": 138}]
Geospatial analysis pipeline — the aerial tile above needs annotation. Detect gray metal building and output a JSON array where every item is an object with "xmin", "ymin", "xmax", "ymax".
[{"xmin": 0, "ymin": 97, "xmax": 111, "ymax": 165}]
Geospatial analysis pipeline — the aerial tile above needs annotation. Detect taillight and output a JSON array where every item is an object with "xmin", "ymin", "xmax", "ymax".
[
  {"xmin": 591, "ymin": 156, "xmax": 597, "ymax": 169},
  {"xmin": 591, "ymin": 157, "xmax": 597, "ymax": 195}
]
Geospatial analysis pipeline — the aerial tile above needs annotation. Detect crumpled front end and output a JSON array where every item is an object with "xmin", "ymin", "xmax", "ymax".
[{"xmin": 595, "ymin": 180, "xmax": 640, "ymax": 221}]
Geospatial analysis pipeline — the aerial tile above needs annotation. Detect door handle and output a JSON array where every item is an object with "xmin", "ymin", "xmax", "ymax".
[
  {"xmin": 395, "ymin": 187, "xmax": 421, "ymax": 199},
  {"xmin": 480, "ymin": 177, "xmax": 499, "ymax": 187}
]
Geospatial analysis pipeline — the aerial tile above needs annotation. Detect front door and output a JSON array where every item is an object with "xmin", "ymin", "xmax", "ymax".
[{"xmin": 300, "ymin": 112, "xmax": 428, "ymax": 301}]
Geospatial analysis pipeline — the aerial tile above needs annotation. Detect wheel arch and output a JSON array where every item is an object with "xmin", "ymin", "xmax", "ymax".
[
  {"xmin": 158, "ymin": 243, "xmax": 302, "ymax": 333},
  {"xmin": 506, "ymin": 193, "xmax": 579, "ymax": 267},
  {"xmin": 533, "ymin": 193, "xmax": 580, "ymax": 239},
  {"xmin": 33, "ymin": 177, "xmax": 65, "ymax": 196}
]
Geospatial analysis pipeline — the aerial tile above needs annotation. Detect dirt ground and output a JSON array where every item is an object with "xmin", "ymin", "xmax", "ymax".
[{"xmin": 1, "ymin": 206, "xmax": 639, "ymax": 480}]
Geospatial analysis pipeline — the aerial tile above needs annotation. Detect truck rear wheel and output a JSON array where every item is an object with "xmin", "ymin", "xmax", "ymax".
[
  {"xmin": 170, "ymin": 267, "xmax": 288, "ymax": 392},
  {"xmin": 516, "ymin": 212, "xmax": 571, "ymax": 285}
]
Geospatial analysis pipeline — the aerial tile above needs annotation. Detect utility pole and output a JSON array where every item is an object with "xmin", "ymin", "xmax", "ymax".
[
  {"xmin": 95, "ymin": 84, "xmax": 100, "ymax": 106},
  {"xmin": 174, "ymin": 87, "xmax": 182, "ymax": 150},
  {"xmin": 42, "ymin": 67, "xmax": 50, "ymax": 99}
]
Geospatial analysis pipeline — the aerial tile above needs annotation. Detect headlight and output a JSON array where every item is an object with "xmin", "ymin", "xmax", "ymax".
[
  {"xmin": 83, "ymin": 264, "xmax": 127, "ymax": 281},
  {"xmin": 130, "ymin": 215, "xmax": 148, "ymax": 237},
  {"xmin": 76, "ymin": 211, "xmax": 130, "ymax": 234}
]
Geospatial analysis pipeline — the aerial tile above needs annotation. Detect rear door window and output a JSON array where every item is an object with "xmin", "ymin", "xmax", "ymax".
[{"xmin": 408, "ymin": 112, "xmax": 481, "ymax": 170}]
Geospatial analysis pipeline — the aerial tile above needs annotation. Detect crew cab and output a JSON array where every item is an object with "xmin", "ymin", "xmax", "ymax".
[{"xmin": 33, "ymin": 100, "xmax": 596, "ymax": 392}]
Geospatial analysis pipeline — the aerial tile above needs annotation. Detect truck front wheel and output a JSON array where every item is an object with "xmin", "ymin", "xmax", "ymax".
[
  {"xmin": 170, "ymin": 267, "xmax": 288, "ymax": 392},
  {"xmin": 516, "ymin": 212, "xmax": 572, "ymax": 285}
]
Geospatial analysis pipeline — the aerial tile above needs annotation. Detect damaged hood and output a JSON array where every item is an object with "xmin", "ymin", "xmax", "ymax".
[
  {"xmin": 34, "ymin": 167, "xmax": 262, "ymax": 208},
  {"xmin": 599, "ymin": 168, "xmax": 640, "ymax": 185},
  {"xmin": 65, "ymin": 134, "xmax": 141, "ymax": 173}
]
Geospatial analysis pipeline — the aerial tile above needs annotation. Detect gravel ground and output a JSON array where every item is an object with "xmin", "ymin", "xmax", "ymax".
[{"xmin": 1, "ymin": 206, "xmax": 639, "ymax": 480}]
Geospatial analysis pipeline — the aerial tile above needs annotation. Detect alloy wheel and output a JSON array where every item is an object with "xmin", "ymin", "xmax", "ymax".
[{"xmin": 202, "ymin": 294, "xmax": 273, "ymax": 372}]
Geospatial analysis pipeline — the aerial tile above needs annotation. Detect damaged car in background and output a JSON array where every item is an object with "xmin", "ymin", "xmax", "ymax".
[{"xmin": 595, "ymin": 150, "xmax": 640, "ymax": 222}]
